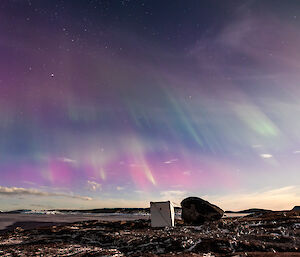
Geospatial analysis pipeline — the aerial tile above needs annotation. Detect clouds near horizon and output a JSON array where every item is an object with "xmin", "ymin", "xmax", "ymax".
[{"xmin": 0, "ymin": 186, "xmax": 92, "ymax": 201}]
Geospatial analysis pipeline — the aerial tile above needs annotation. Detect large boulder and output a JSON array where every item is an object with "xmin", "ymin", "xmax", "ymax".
[
  {"xmin": 292, "ymin": 206, "xmax": 300, "ymax": 212},
  {"xmin": 181, "ymin": 197, "xmax": 224, "ymax": 225}
]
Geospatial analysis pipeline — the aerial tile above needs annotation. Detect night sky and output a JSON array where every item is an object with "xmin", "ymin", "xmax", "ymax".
[{"xmin": 1, "ymin": 0, "xmax": 300, "ymax": 211}]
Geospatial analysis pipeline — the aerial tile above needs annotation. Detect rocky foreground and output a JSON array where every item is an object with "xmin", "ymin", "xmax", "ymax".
[{"xmin": 0, "ymin": 211, "xmax": 300, "ymax": 257}]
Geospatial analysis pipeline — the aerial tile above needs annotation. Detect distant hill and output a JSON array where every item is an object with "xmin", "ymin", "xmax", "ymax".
[
  {"xmin": 3, "ymin": 209, "xmax": 31, "ymax": 214},
  {"xmin": 52, "ymin": 208, "xmax": 150, "ymax": 214},
  {"xmin": 225, "ymin": 208, "xmax": 272, "ymax": 214}
]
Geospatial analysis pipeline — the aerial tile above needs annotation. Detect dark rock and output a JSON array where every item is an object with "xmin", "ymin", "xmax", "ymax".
[
  {"xmin": 181, "ymin": 197, "xmax": 224, "ymax": 225},
  {"xmin": 292, "ymin": 206, "xmax": 300, "ymax": 212}
]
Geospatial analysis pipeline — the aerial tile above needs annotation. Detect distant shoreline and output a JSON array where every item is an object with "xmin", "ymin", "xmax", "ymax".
[
  {"xmin": 1, "ymin": 206, "xmax": 276, "ymax": 214},
  {"xmin": 0, "ymin": 213, "xmax": 150, "ymax": 232}
]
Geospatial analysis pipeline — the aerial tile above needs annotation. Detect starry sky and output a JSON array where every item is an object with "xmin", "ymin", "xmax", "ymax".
[{"xmin": 1, "ymin": 0, "xmax": 300, "ymax": 211}]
